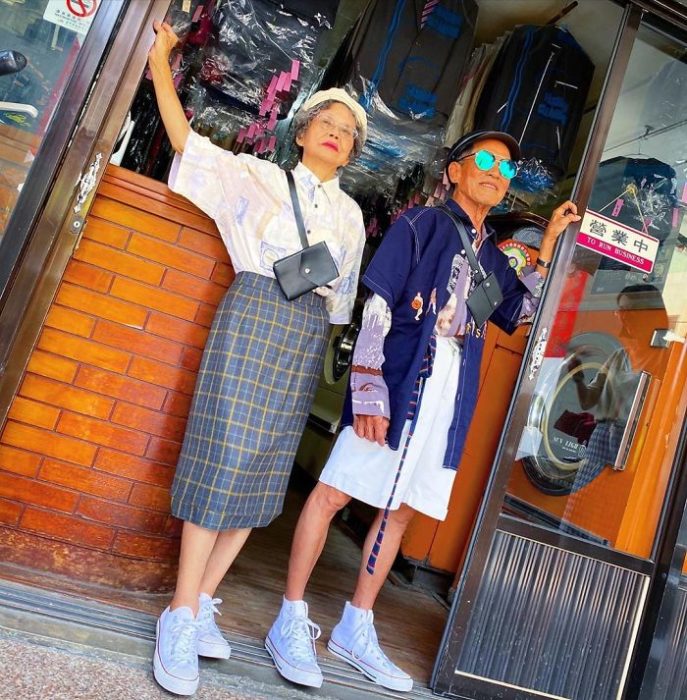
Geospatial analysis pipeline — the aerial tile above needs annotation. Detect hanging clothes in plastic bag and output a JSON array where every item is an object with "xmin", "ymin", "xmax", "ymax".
[
  {"xmin": 264, "ymin": 0, "xmax": 340, "ymax": 27},
  {"xmin": 199, "ymin": 0, "xmax": 322, "ymax": 116},
  {"xmin": 337, "ymin": 82, "xmax": 445, "ymax": 197},
  {"xmin": 640, "ymin": 53, "xmax": 687, "ymax": 140},
  {"xmin": 327, "ymin": 0, "xmax": 478, "ymax": 123},
  {"xmin": 121, "ymin": 0, "xmax": 331, "ymax": 176},
  {"xmin": 588, "ymin": 156, "xmax": 680, "ymax": 294},
  {"xmin": 474, "ymin": 25, "xmax": 594, "ymax": 186},
  {"xmin": 444, "ymin": 36, "xmax": 507, "ymax": 146},
  {"xmin": 588, "ymin": 157, "xmax": 678, "ymax": 241}
]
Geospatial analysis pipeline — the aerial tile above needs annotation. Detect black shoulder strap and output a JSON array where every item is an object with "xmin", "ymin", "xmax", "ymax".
[
  {"xmin": 286, "ymin": 171, "xmax": 309, "ymax": 249},
  {"xmin": 438, "ymin": 204, "xmax": 485, "ymax": 283}
]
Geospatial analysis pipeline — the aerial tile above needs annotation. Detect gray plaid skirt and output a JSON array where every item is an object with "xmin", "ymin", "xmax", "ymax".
[{"xmin": 171, "ymin": 272, "xmax": 329, "ymax": 530}]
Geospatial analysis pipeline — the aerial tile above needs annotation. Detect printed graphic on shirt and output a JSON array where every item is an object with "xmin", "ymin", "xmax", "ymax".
[
  {"xmin": 464, "ymin": 318, "xmax": 485, "ymax": 339},
  {"xmin": 235, "ymin": 196, "xmax": 249, "ymax": 225},
  {"xmin": 411, "ymin": 291, "xmax": 424, "ymax": 320},
  {"xmin": 436, "ymin": 253, "xmax": 470, "ymax": 336},
  {"xmin": 355, "ymin": 294, "xmax": 391, "ymax": 370},
  {"xmin": 351, "ymin": 384, "xmax": 387, "ymax": 417},
  {"xmin": 337, "ymin": 271, "xmax": 358, "ymax": 296},
  {"xmin": 428, "ymin": 288, "xmax": 437, "ymax": 315},
  {"xmin": 259, "ymin": 242, "xmax": 289, "ymax": 272}
]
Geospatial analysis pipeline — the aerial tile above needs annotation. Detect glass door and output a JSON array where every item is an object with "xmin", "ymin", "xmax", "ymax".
[{"xmin": 434, "ymin": 6, "xmax": 687, "ymax": 700}]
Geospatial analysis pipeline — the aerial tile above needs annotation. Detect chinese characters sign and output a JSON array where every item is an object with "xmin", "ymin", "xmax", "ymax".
[
  {"xmin": 576, "ymin": 210, "xmax": 659, "ymax": 273},
  {"xmin": 43, "ymin": 0, "xmax": 98, "ymax": 36}
]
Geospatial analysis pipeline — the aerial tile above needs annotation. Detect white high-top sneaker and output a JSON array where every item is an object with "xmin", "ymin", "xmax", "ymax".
[
  {"xmin": 196, "ymin": 593, "xmax": 231, "ymax": 660},
  {"xmin": 265, "ymin": 597, "xmax": 323, "ymax": 688},
  {"xmin": 328, "ymin": 601, "xmax": 413, "ymax": 692},
  {"xmin": 153, "ymin": 606, "xmax": 200, "ymax": 695}
]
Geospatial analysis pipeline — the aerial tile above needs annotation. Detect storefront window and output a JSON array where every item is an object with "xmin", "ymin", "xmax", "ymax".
[
  {"xmin": 0, "ymin": 0, "xmax": 100, "ymax": 239},
  {"xmin": 506, "ymin": 22, "xmax": 687, "ymax": 559}
]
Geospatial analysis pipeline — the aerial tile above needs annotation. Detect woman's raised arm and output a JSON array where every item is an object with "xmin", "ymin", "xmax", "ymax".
[{"xmin": 147, "ymin": 20, "xmax": 190, "ymax": 154}]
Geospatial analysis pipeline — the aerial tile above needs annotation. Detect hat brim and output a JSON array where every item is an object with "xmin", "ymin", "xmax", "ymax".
[{"xmin": 447, "ymin": 130, "xmax": 521, "ymax": 164}]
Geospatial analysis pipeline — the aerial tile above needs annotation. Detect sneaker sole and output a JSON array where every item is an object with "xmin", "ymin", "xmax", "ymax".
[
  {"xmin": 197, "ymin": 639, "xmax": 231, "ymax": 660},
  {"xmin": 265, "ymin": 634, "xmax": 323, "ymax": 688},
  {"xmin": 327, "ymin": 638, "xmax": 413, "ymax": 692},
  {"xmin": 153, "ymin": 619, "xmax": 200, "ymax": 696}
]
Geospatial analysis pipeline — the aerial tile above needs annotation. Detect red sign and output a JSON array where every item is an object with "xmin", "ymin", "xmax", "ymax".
[{"xmin": 66, "ymin": 0, "xmax": 97, "ymax": 18}]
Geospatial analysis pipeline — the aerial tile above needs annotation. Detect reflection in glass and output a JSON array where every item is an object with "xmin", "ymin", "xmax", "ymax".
[
  {"xmin": 0, "ymin": 1, "xmax": 98, "ymax": 240},
  {"xmin": 506, "ymin": 23, "xmax": 687, "ymax": 557}
]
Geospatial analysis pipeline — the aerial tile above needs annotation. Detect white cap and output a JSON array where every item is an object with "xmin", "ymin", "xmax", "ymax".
[{"xmin": 299, "ymin": 87, "xmax": 367, "ymax": 145}]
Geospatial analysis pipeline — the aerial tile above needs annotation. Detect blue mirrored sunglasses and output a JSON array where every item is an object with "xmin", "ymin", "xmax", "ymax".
[{"xmin": 458, "ymin": 149, "xmax": 519, "ymax": 179}]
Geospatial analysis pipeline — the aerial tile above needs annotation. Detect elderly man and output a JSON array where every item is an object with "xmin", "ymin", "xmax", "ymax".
[{"xmin": 266, "ymin": 130, "xmax": 579, "ymax": 692}]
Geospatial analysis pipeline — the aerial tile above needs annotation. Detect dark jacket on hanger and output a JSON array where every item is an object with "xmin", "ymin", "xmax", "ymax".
[
  {"xmin": 474, "ymin": 25, "xmax": 594, "ymax": 179},
  {"xmin": 332, "ymin": 0, "xmax": 478, "ymax": 123}
]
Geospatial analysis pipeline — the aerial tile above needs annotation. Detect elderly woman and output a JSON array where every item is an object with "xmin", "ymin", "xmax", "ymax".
[{"xmin": 147, "ymin": 21, "xmax": 367, "ymax": 696}]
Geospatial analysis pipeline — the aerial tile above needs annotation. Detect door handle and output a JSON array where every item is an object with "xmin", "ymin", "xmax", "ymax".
[
  {"xmin": 528, "ymin": 326, "xmax": 548, "ymax": 381},
  {"xmin": 73, "ymin": 152, "xmax": 102, "ymax": 215},
  {"xmin": 69, "ymin": 152, "xmax": 103, "ymax": 249},
  {"xmin": 613, "ymin": 370, "xmax": 651, "ymax": 471}
]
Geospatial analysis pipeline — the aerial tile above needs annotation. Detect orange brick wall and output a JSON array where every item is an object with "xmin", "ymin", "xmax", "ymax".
[{"xmin": 0, "ymin": 164, "xmax": 234, "ymax": 591}]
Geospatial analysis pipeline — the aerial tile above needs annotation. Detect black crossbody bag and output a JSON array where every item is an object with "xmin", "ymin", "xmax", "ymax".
[
  {"xmin": 272, "ymin": 171, "xmax": 339, "ymax": 301},
  {"xmin": 439, "ymin": 204, "xmax": 503, "ymax": 327}
]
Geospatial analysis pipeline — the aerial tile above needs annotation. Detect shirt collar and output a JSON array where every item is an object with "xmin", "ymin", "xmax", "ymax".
[
  {"xmin": 294, "ymin": 161, "xmax": 340, "ymax": 204},
  {"xmin": 444, "ymin": 198, "xmax": 495, "ymax": 241}
]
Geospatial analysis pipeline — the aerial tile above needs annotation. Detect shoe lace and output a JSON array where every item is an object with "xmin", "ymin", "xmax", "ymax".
[
  {"xmin": 353, "ymin": 622, "xmax": 396, "ymax": 671},
  {"xmin": 168, "ymin": 616, "xmax": 199, "ymax": 662},
  {"xmin": 281, "ymin": 615, "xmax": 321, "ymax": 664},
  {"xmin": 198, "ymin": 597, "xmax": 222, "ymax": 632}
]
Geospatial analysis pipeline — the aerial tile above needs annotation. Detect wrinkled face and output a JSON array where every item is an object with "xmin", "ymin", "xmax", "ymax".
[
  {"xmin": 296, "ymin": 102, "xmax": 357, "ymax": 170},
  {"xmin": 447, "ymin": 138, "xmax": 512, "ymax": 209}
]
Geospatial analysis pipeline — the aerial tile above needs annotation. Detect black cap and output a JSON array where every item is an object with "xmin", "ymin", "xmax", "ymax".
[{"xmin": 446, "ymin": 129, "xmax": 521, "ymax": 169}]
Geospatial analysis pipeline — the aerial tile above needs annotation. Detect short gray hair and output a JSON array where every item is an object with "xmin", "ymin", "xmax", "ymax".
[{"xmin": 292, "ymin": 99, "xmax": 364, "ymax": 160}]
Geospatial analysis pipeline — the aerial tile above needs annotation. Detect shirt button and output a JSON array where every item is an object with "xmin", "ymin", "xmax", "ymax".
[
  {"xmin": 471, "ymin": 228, "xmax": 476, "ymax": 234},
  {"xmin": 461, "ymin": 249, "xmax": 466, "ymax": 255}
]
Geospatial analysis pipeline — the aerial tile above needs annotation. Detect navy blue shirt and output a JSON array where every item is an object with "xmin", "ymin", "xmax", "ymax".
[{"xmin": 342, "ymin": 199, "xmax": 534, "ymax": 468}]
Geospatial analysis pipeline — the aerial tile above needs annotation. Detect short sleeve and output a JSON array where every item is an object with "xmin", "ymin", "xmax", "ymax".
[
  {"xmin": 362, "ymin": 215, "xmax": 417, "ymax": 309},
  {"xmin": 167, "ymin": 130, "xmax": 238, "ymax": 221}
]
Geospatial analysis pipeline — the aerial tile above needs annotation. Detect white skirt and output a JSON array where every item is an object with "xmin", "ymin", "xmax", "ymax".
[{"xmin": 320, "ymin": 336, "xmax": 461, "ymax": 521}]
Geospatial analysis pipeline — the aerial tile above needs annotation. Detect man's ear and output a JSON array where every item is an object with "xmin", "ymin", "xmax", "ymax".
[{"xmin": 446, "ymin": 160, "xmax": 461, "ymax": 186}]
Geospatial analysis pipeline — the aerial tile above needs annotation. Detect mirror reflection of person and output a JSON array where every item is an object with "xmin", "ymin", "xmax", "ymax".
[
  {"xmin": 147, "ymin": 21, "xmax": 368, "ymax": 697},
  {"xmin": 567, "ymin": 284, "xmax": 668, "ymax": 490}
]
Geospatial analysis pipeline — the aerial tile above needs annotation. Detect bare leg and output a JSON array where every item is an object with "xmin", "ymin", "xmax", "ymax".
[
  {"xmin": 351, "ymin": 504, "xmax": 416, "ymax": 610},
  {"xmin": 199, "ymin": 527, "xmax": 252, "ymax": 598},
  {"xmin": 170, "ymin": 521, "xmax": 220, "ymax": 614},
  {"xmin": 285, "ymin": 482, "xmax": 351, "ymax": 601}
]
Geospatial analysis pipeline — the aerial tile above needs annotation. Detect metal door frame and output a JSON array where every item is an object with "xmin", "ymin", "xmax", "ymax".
[{"xmin": 432, "ymin": 1, "xmax": 687, "ymax": 697}]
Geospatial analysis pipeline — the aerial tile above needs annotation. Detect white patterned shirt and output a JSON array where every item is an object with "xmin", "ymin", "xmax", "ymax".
[{"xmin": 168, "ymin": 130, "xmax": 365, "ymax": 323}]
